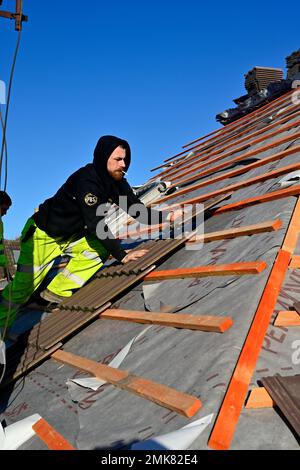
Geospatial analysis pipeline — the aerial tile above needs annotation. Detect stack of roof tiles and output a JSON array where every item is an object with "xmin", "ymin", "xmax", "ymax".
[
  {"xmin": 244, "ymin": 66, "xmax": 284, "ymax": 95},
  {"xmin": 286, "ymin": 49, "xmax": 300, "ymax": 79}
]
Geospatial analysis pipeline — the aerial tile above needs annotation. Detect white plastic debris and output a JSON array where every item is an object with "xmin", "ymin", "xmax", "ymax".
[
  {"xmin": 68, "ymin": 326, "xmax": 152, "ymax": 390},
  {"xmin": 279, "ymin": 170, "xmax": 300, "ymax": 188},
  {"xmin": 0, "ymin": 414, "xmax": 41, "ymax": 450},
  {"xmin": 0, "ymin": 340, "xmax": 6, "ymax": 384},
  {"xmin": 0, "ymin": 340, "xmax": 5, "ymax": 365},
  {"xmin": 131, "ymin": 413, "xmax": 214, "ymax": 450}
]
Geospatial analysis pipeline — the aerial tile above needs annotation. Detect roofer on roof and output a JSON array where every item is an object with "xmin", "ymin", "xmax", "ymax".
[{"xmin": 0, "ymin": 135, "xmax": 180, "ymax": 331}]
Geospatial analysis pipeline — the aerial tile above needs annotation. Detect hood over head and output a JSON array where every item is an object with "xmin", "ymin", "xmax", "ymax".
[{"xmin": 93, "ymin": 135, "xmax": 131, "ymax": 177}]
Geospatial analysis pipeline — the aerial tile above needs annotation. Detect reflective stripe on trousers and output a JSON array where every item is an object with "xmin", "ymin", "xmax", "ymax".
[
  {"xmin": 82, "ymin": 250, "xmax": 102, "ymax": 263},
  {"xmin": 17, "ymin": 261, "xmax": 55, "ymax": 274},
  {"xmin": 59, "ymin": 268, "xmax": 86, "ymax": 287}
]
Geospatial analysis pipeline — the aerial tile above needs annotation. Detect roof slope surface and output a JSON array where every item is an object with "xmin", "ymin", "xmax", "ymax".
[{"xmin": 1, "ymin": 88, "xmax": 300, "ymax": 450}]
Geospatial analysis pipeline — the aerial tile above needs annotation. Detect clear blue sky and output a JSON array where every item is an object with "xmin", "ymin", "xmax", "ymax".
[{"xmin": 0, "ymin": 0, "xmax": 299, "ymax": 238}]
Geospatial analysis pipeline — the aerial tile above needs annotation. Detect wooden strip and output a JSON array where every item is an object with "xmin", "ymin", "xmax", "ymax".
[
  {"xmin": 155, "ymin": 142, "xmax": 300, "ymax": 200},
  {"xmin": 208, "ymin": 249, "xmax": 291, "ymax": 450},
  {"xmin": 160, "ymin": 107, "xmax": 300, "ymax": 181},
  {"xmin": 281, "ymin": 196, "xmax": 300, "ymax": 308},
  {"xmin": 32, "ymin": 418, "xmax": 75, "ymax": 450},
  {"xmin": 153, "ymin": 144, "xmax": 300, "ymax": 205},
  {"xmin": 245, "ymin": 388, "xmax": 274, "ymax": 409},
  {"xmin": 167, "ymin": 123, "xmax": 300, "ymax": 181},
  {"xmin": 181, "ymin": 104, "xmax": 299, "ymax": 164},
  {"xmin": 101, "ymin": 309, "xmax": 233, "ymax": 333},
  {"xmin": 289, "ymin": 255, "xmax": 300, "ymax": 268},
  {"xmin": 165, "ymin": 139, "xmax": 295, "ymax": 192},
  {"xmin": 181, "ymin": 105, "xmax": 300, "ymax": 158},
  {"xmin": 186, "ymin": 220, "xmax": 282, "ymax": 245},
  {"xmin": 165, "ymin": 126, "xmax": 300, "ymax": 185},
  {"xmin": 152, "ymin": 93, "xmax": 296, "ymax": 180},
  {"xmin": 143, "ymin": 261, "xmax": 267, "ymax": 282},
  {"xmin": 160, "ymin": 161, "xmax": 300, "ymax": 209},
  {"xmin": 279, "ymin": 200, "xmax": 300, "ymax": 254},
  {"xmin": 181, "ymin": 89, "xmax": 295, "ymax": 150},
  {"xmin": 166, "ymin": 131, "xmax": 300, "ymax": 186},
  {"xmin": 51, "ymin": 350, "xmax": 202, "ymax": 418},
  {"xmin": 274, "ymin": 311, "xmax": 300, "ymax": 326},
  {"xmin": 159, "ymin": 89, "xmax": 294, "ymax": 169},
  {"xmin": 213, "ymin": 185, "xmax": 300, "ymax": 216}
]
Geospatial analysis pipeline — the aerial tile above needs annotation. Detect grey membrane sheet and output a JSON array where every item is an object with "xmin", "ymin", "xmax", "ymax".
[
  {"xmin": 66, "ymin": 190, "xmax": 298, "ymax": 450},
  {"xmin": 1, "ymin": 170, "xmax": 300, "ymax": 450}
]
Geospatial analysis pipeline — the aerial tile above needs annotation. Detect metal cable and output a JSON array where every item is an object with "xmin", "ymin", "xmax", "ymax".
[
  {"xmin": 0, "ymin": 29, "xmax": 22, "ymax": 189},
  {"xmin": 0, "ymin": 107, "xmax": 8, "ymax": 190},
  {"xmin": 0, "ymin": 28, "xmax": 22, "ymax": 344}
]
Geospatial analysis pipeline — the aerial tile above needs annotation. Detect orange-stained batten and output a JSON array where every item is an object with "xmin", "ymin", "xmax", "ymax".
[
  {"xmin": 245, "ymin": 388, "xmax": 274, "ymax": 409},
  {"xmin": 101, "ymin": 308, "xmax": 234, "ymax": 333},
  {"xmin": 150, "ymin": 89, "xmax": 295, "ymax": 174},
  {"xmin": 143, "ymin": 261, "xmax": 267, "ymax": 282},
  {"xmin": 155, "ymin": 159, "xmax": 300, "ymax": 208},
  {"xmin": 176, "ymin": 106, "xmax": 300, "ymax": 174},
  {"xmin": 157, "ymin": 104, "xmax": 300, "ymax": 179},
  {"xmin": 208, "ymin": 196, "xmax": 300, "ymax": 450},
  {"xmin": 32, "ymin": 418, "xmax": 75, "ymax": 451},
  {"xmin": 152, "ymin": 144, "xmax": 300, "ymax": 206},
  {"xmin": 186, "ymin": 220, "xmax": 282, "ymax": 244},
  {"xmin": 213, "ymin": 185, "xmax": 300, "ymax": 216},
  {"xmin": 157, "ymin": 88, "xmax": 295, "ymax": 170},
  {"xmin": 208, "ymin": 250, "xmax": 291, "ymax": 450},
  {"xmin": 52, "ymin": 349, "xmax": 202, "ymax": 418},
  {"xmin": 155, "ymin": 97, "xmax": 298, "ymax": 178},
  {"xmin": 288, "ymin": 255, "xmax": 300, "ymax": 268},
  {"xmin": 274, "ymin": 310, "xmax": 300, "ymax": 326},
  {"xmin": 181, "ymin": 87, "xmax": 296, "ymax": 150},
  {"xmin": 165, "ymin": 124, "xmax": 300, "ymax": 183},
  {"xmin": 274, "ymin": 311, "xmax": 300, "ymax": 326}
]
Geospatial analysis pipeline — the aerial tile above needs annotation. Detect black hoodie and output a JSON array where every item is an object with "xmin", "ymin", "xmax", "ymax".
[{"xmin": 33, "ymin": 135, "xmax": 164, "ymax": 261}]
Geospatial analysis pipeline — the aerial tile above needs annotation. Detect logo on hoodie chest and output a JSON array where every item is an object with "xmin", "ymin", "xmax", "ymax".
[{"xmin": 84, "ymin": 193, "xmax": 98, "ymax": 206}]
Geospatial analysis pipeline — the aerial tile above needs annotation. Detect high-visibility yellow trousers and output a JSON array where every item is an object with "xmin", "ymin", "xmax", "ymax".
[{"xmin": 0, "ymin": 218, "xmax": 109, "ymax": 328}]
